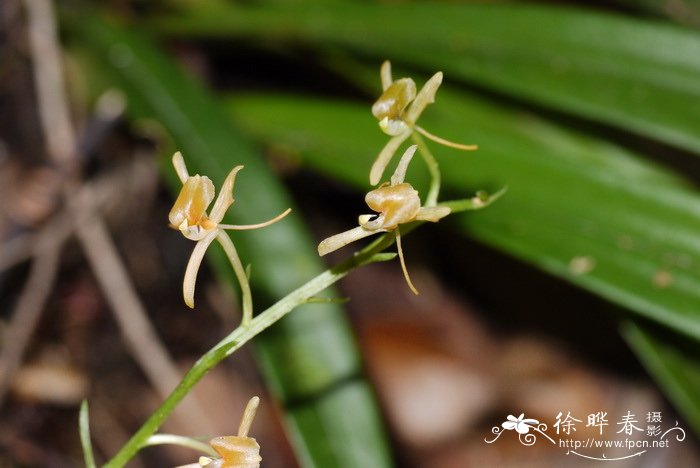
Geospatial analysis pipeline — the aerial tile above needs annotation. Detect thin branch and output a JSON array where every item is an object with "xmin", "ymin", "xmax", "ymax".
[
  {"xmin": 23, "ymin": 0, "xmax": 76, "ymax": 169},
  {"xmin": 0, "ymin": 231, "xmax": 62, "ymax": 405},
  {"xmin": 22, "ymin": 0, "xmax": 210, "ymax": 436}
]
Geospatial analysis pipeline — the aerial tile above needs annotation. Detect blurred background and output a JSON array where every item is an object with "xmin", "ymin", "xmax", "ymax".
[{"xmin": 2, "ymin": 0, "xmax": 700, "ymax": 466}]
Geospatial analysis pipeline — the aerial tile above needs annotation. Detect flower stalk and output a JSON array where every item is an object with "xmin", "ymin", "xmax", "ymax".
[{"xmin": 102, "ymin": 189, "xmax": 502, "ymax": 468}]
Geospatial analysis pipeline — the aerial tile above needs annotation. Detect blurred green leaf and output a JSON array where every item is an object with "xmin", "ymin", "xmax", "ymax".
[
  {"xmin": 622, "ymin": 320, "xmax": 700, "ymax": 436},
  {"xmin": 223, "ymin": 90, "xmax": 700, "ymax": 432},
  {"xmin": 611, "ymin": 0, "xmax": 700, "ymax": 28},
  {"xmin": 153, "ymin": 2, "xmax": 700, "ymax": 155},
  {"xmin": 67, "ymin": 14, "xmax": 391, "ymax": 468},
  {"xmin": 227, "ymin": 90, "xmax": 700, "ymax": 341}
]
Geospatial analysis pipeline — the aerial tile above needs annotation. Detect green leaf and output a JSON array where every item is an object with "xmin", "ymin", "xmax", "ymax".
[
  {"xmin": 153, "ymin": 2, "xmax": 700, "ymax": 155},
  {"xmin": 79, "ymin": 400, "xmax": 96, "ymax": 468},
  {"xmin": 67, "ymin": 14, "xmax": 391, "ymax": 468},
  {"xmin": 610, "ymin": 0, "xmax": 700, "ymax": 28},
  {"xmin": 622, "ymin": 320, "xmax": 700, "ymax": 436},
  {"xmin": 226, "ymin": 88, "xmax": 700, "ymax": 430},
  {"xmin": 225, "ymin": 90, "xmax": 700, "ymax": 341}
]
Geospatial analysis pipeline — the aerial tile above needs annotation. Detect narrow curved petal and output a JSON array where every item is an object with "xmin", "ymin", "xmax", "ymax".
[
  {"xmin": 172, "ymin": 151, "xmax": 190, "ymax": 183},
  {"xmin": 238, "ymin": 396, "xmax": 260, "ymax": 438},
  {"xmin": 209, "ymin": 165, "xmax": 244, "ymax": 224},
  {"xmin": 182, "ymin": 230, "xmax": 218, "ymax": 308},
  {"xmin": 370, "ymin": 132, "xmax": 411, "ymax": 186},
  {"xmin": 380, "ymin": 60, "xmax": 392, "ymax": 91},
  {"xmin": 414, "ymin": 125, "xmax": 479, "ymax": 151},
  {"xmin": 395, "ymin": 229, "xmax": 419, "ymax": 295},
  {"xmin": 405, "ymin": 71, "xmax": 443, "ymax": 125},
  {"xmin": 318, "ymin": 226, "xmax": 377, "ymax": 256},
  {"xmin": 218, "ymin": 208, "xmax": 291, "ymax": 231},
  {"xmin": 391, "ymin": 145, "xmax": 418, "ymax": 185}
]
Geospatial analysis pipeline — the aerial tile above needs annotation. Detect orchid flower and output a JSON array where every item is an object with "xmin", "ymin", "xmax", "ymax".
[
  {"xmin": 168, "ymin": 152, "xmax": 290, "ymax": 322},
  {"xmin": 177, "ymin": 397, "xmax": 262, "ymax": 468},
  {"xmin": 369, "ymin": 60, "xmax": 478, "ymax": 186},
  {"xmin": 318, "ymin": 145, "xmax": 450, "ymax": 294}
]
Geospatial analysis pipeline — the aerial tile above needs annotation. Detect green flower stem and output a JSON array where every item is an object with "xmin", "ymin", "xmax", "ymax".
[
  {"xmin": 102, "ymin": 236, "xmax": 396, "ymax": 468},
  {"xmin": 143, "ymin": 434, "xmax": 217, "ymax": 457},
  {"xmin": 79, "ymin": 400, "xmax": 96, "ymax": 468},
  {"xmin": 411, "ymin": 132, "xmax": 440, "ymax": 207},
  {"xmin": 102, "ymin": 194, "xmax": 501, "ymax": 468},
  {"xmin": 216, "ymin": 230, "xmax": 253, "ymax": 326}
]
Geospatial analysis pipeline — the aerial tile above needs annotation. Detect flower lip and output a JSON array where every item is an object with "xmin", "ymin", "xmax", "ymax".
[
  {"xmin": 364, "ymin": 183, "xmax": 421, "ymax": 230},
  {"xmin": 317, "ymin": 145, "xmax": 450, "ymax": 295},
  {"xmin": 371, "ymin": 77, "xmax": 417, "ymax": 122},
  {"xmin": 168, "ymin": 175, "xmax": 215, "ymax": 230}
]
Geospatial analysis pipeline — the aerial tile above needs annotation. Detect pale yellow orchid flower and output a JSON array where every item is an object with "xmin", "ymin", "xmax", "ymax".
[
  {"xmin": 318, "ymin": 145, "xmax": 450, "ymax": 294},
  {"xmin": 370, "ymin": 60, "xmax": 478, "ymax": 186},
  {"xmin": 177, "ymin": 397, "xmax": 262, "ymax": 468},
  {"xmin": 168, "ymin": 152, "xmax": 290, "ymax": 319}
]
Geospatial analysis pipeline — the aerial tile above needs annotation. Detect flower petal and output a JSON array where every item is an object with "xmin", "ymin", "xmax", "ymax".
[
  {"xmin": 317, "ymin": 225, "xmax": 378, "ymax": 256},
  {"xmin": 370, "ymin": 132, "xmax": 411, "ymax": 186},
  {"xmin": 380, "ymin": 60, "xmax": 393, "ymax": 91},
  {"xmin": 169, "ymin": 175, "xmax": 215, "ymax": 229},
  {"xmin": 390, "ymin": 145, "xmax": 417, "ymax": 185},
  {"xmin": 209, "ymin": 165, "xmax": 243, "ymax": 224},
  {"xmin": 395, "ymin": 229, "xmax": 419, "ymax": 295},
  {"xmin": 405, "ymin": 71, "xmax": 442, "ymax": 125},
  {"xmin": 182, "ymin": 230, "xmax": 218, "ymax": 308},
  {"xmin": 218, "ymin": 208, "xmax": 291, "ymax": 231},
  {"xmin": 372, "ymin": 78, "xmax": 417, "ymax": 122},
  {"xmin": 172, "ymin": 151, "xmax": 190, "ymax": 184}
]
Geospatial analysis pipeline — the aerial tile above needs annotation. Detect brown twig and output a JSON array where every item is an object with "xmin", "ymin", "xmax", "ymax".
[
  {"xmin": 19, "ymin": 0, "xmax": 211, "ymax": 435},
  {"xmin": 0, "ymin": 230, "xmax": 62, "ymax": 404}
]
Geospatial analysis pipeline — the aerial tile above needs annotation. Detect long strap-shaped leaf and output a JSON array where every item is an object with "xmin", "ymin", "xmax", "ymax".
[
  {"xmin": 228, "ymin": 91, "xmax": 700, "ymax": 337},
  {"xmin": 622, "ymin": 320, "xmax": 700, "ymax": 436},
  {"xmin": 152, "ymin": 2, "xmax": 700, "ymax": 155},
  {"xmin": 67, "ymin": 15, "xmax": 392, "ymax": 468},
  {"xmin": 225, "ymin": 91, "xmax": 700, "ymax": 434}
]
